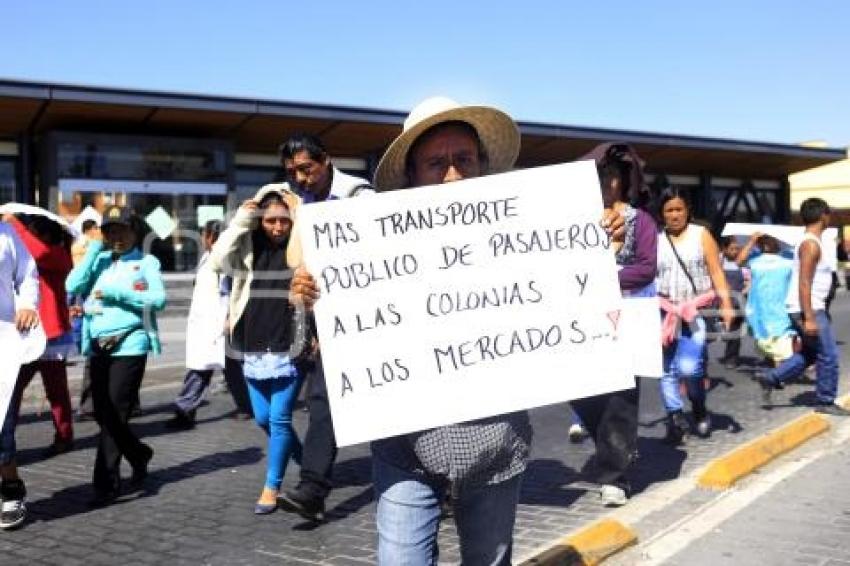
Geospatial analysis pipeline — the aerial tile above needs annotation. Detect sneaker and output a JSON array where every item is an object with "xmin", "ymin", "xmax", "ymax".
[
  {"xmin": 568, "ymin": 423, "xmax": 588, "ymax": 443},
  {"xmin": 0, "ymin": 480, "xmax": 27, "ymax": 530},
  {"xmin": 599, "ymin": 484, "xmax": 629, "ymax": 507},
  {"xmin": 815, "ymin": 403, "xmax": 850, "ymax": 417},
  {"xmin": 279, "ymin": 488, "xmax": 325, "ymax": 522},
  {"xmin": 695, "ymin": 415, "xmax": 711, "ymax": 437},
  {"xmin": 755, "ymin": 371, "xmax": 781, "ymax": 404},
  {"xmin": 692, "ymin": 401, "xmax": 711, "ymax": 438}
]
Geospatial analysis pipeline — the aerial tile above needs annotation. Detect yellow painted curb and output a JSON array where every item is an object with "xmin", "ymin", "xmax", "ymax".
[
  {"xmin": 519, "ymin": 518, "xmax": 637, "ymax": 566},
  {"xmin": 697, "ymin": 412, "xmax": 830, "ymax": 489}
]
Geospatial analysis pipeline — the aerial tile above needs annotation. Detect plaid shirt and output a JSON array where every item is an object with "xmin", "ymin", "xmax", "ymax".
[{"xmin": 371, "ymin": 411, "xmax": 532, "ymax": 490}]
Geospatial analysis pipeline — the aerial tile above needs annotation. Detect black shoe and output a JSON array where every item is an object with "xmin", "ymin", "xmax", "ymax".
[
  {"xmin": 694, "ymin": 414, "xmax": 711, "ymax": 437},
  {"xmin": 279, "ymin": 488, "xmax": 325, "ymax": 522},
  {"xmin": 0, "ymin": 479, "xmax": 27, "ymax": 530},
  {"xmin": 755, "ymin": 371, "xmax": 781, "ymax": 405},
  {"xmin": 692, "ymin": 403, "xmax": 711, "ymax": 438},
  {"xmin": 164, "ymin": 410, "xmax": 195, "ymax": 430},
  {"xmin": 663, "ymin": 411, "xmax": 689, "ymax": 445},
  {"xmin": 815, "ymin": 403, "xmax": 850, "ymax": 416},
  {"xmin": 130, "ymin": 445, "xmax": 154, "ymax": 489}
]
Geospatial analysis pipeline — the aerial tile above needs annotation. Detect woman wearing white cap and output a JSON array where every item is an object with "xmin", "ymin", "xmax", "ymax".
[{"xmin": 66, "ymin": 206, "xmax": 166, "ymax": 506}]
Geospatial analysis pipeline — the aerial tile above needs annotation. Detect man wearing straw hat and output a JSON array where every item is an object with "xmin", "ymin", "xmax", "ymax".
[{"xmin": 291, "ymin": 96, "xmax": 624, "ymax": 564}]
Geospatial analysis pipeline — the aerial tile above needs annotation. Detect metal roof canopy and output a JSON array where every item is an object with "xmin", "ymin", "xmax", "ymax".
[{"xmin": 0, "ymin": 78, "xmax": 844, "ymax": 179}]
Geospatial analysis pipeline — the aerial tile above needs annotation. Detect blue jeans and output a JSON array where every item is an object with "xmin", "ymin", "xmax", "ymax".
[
  {"xmin": 660, "ymin": 316, "xmax": 707, "ymax": 413},
  {"xmin": 0, "ymin": 386, "xmax": 20, "ymax": 465},
  {"xmin": 772, "ymin": 310, "xmax": 840, "ymax": 404},
  {"xmin": 245, "ymin": 374, "xmax": 303, "ymax": 490},
  {"xmin": 373, "ymin": 451, "xmax": 521, "ymax": 566}
]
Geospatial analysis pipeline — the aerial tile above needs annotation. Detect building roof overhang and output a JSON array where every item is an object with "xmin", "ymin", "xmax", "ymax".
[{"xmin": 0, "ymin": 78, "xmax": 844, "ymax": 179}]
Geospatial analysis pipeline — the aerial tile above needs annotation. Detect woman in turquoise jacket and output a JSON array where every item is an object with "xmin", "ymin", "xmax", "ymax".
[{"xmin": 65, "ymin": 205, "xmax": 166, "ymax": 506}]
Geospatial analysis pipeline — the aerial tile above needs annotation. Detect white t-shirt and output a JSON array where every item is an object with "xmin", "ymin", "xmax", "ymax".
[{"xmin": 786, "ymin": 232, "xmax": 833, "ymax": 313}]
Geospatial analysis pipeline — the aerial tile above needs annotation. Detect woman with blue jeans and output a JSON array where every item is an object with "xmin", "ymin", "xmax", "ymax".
[
  {"xmin": 208, "ymin": 184, "xmax": 307, "ymax": 514},
  {"xmin": 656, "ymin": 188, "xmax": 733, "ymax": 444}
]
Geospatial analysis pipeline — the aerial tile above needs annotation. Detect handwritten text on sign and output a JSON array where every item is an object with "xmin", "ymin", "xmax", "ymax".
[{"xmin": 298, "ymin": 161, "xmax": 633, "ymax": 446}]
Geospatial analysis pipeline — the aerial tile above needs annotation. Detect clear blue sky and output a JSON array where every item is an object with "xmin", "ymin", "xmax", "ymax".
[{"xmin": 3, "ymin": 1, "xmax": 848, "ymax": 146}]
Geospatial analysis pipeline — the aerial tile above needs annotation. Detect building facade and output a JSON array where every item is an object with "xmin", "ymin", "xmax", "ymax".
[{"xmin": 0, "ymin": 79, "xmax": 844, "ymax": 271}]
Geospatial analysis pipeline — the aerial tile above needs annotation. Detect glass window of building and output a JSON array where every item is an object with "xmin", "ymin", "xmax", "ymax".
[
  {"xmin": 47, "ymin": 133, "xmax": 232, "ymax": 272},
  {"xmin": 234, "ymin": 166, "xmax": 283, "ymax": 206},
  {"xmin": 0, "ymin": 158, "xmax": 15, "ymax": 204}
]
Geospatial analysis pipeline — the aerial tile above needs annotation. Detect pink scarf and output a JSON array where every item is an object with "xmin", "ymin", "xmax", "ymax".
[{"xmin": 659, "ymin": 291, "xmax": 716, "ymax": 346}]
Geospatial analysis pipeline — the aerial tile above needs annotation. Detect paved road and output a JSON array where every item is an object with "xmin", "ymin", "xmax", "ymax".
[{"xmin": 4, "ymin": 293, "xmax": 849, "ymax": 565}]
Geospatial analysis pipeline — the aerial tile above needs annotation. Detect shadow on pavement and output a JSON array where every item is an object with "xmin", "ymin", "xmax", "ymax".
[
  {"xmin": 630, "ymin": 438, "xmax": 687, "ymax": 495},
  {"xmin": 16, "ymin": 403, "xmax": 256, "ymax": 467},
  {"xmin": 519, "ymin": 458, "xmax": 585, "ymax": 507},
  {"xmin": 26, "ymin": 447, "xmax": 264, "ymax": 523}
]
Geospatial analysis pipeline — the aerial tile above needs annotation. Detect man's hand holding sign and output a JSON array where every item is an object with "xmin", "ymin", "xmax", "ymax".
[{"xmin": 293, "ymin": 161, "xmax": 632, "ymax": 447}]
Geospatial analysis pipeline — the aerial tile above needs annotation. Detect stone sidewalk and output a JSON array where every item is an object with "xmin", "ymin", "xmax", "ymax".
[
  {"xmin": 662, "ymin": 430, "xmax": 850, "ymax": 565},
  {"xmin": 2, "ymin": 295, "xmax": 848, "ymax": 565}
]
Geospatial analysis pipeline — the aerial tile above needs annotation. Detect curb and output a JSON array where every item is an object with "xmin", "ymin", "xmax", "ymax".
[
  {"xmin": 521, "ymin": 394, "xmax": 850, "ymax": 564},
  {"xmin": 519, "ymin": 518, "xmax": 637, "ymax": 566},
  {"xmin": 697, "ymin": 411, "xmax": 831, "ymax": 489}
]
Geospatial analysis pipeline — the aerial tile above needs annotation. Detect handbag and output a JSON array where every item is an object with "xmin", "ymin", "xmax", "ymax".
[
  {"xmin": 664, "ymin": 230, "xmax": 721, "ymax": 333},
  {"xmin": 91, "ymin": 324, "xmax": 143, "ymax": 356}
]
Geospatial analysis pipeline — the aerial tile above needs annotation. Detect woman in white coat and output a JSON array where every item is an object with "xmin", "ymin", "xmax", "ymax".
[{"xmin": 166, "ymin": 220, "xmax": 228, "ymax": 429}]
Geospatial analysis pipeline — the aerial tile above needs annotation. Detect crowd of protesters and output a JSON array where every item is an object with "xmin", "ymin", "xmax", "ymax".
[{"xmin": 0, "ymin": 97, "xmax": 846, "ymax": 566}]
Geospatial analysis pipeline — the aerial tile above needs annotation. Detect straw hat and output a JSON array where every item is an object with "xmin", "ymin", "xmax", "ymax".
[{"xmin": 374, "ymin": 96, "xmax": 521, "ymax": 191}]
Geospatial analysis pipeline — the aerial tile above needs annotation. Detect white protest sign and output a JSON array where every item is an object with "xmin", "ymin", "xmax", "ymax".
[
  {"xmin": 722, "ymin": 223, "xmax": 839, "ymax": 269},
  {"xmin": 0, "ymin": 321, "xmax": 46, "ymax": 429},
  {"xmin": 298, "ymin": 161, "xmax": 633, "ymax": 447},
  {"xmin": 620, "ymin": 297, "xmax": 663, "ymax": 378}
]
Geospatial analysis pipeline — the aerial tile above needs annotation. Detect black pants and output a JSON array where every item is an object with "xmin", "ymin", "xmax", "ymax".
[
  {"xmin": 224, "ymin": 355, "xmax": 253, "ymax": 417},
  {"xmin": 297, "ymin": 358, "xmax": 337, "ymax": 500},
  {"xmin": 723, "ymin": 315, "xmax": 744, "ymax": 361},
  {"xmin": 78, "ymin": 358, "xmax": 93, "ymax": 414},
  {"xmin": 90, "ymin": 354, "xmax": 149, "ymax": 491},
  {"xmin": 570, "ymin": 385, "xmax": 639, "ymax": 488}
]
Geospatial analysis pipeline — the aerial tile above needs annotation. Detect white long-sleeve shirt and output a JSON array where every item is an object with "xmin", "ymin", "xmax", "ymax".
[{"xmin": 0, "ymin": 221, "xmax": 39, "ymax": 323}]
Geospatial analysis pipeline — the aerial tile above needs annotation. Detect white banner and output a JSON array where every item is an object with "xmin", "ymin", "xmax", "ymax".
[
  {"xmin": 298, "ymin": 161, "xmax": 634, "ymax": 447},
  {"xmin": 621, "ymin": 297, "xmax": 663, "ymax": 378}
]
